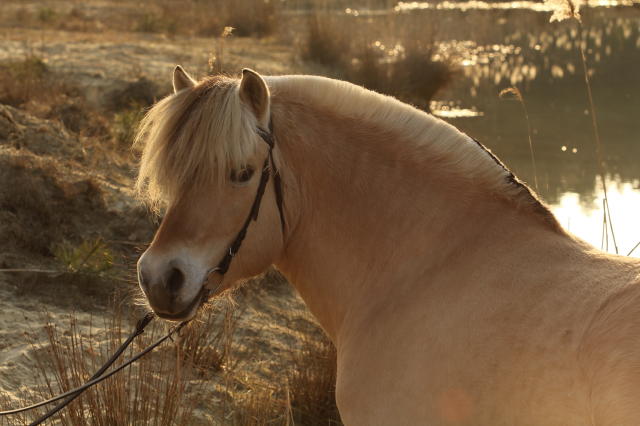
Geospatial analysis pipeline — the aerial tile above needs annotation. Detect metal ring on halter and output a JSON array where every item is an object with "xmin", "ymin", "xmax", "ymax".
[{"xmin": 204, "ymin": 266, "xmax": 223, "ymax": 291}]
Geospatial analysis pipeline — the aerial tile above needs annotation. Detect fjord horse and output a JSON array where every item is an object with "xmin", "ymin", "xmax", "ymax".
[{"xmin": 135, "ymin": 67, "xmax": 640, "ymax": 425}]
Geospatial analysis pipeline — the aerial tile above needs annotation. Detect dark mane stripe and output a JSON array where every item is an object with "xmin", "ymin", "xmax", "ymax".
[{"xmin": 469, "ymin": 136, "xmax": 561, "ymax": 229}]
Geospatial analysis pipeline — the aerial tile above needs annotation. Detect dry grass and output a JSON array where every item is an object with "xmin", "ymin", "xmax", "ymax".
[
  {"xmin": 0, "ymin": 57, "xmax": 106, "ymax": 138},
  {"xmin": 1, "ymin": 0, "xmax": 279, "ymax": 38},
  {"xmin": 287, "ymin": 332, "xmax": 341, "ymax": 425},
  {"xmin": 0, "ymin": 300, "xmax": 235, "ymax": 425},
  {"xmin": 0, "ymin": 158, "xmax": 104, "ymax": 257},
  {"xmin": 0, "ymin": 290, "xmax": 342, "ymax": 425},
  {"xmin": 130, "ymin": 0, "xmax": 279, "ymax": 37},
  {"xmin": 0, "ymin": 56, "xmax": 161, "ymax": 152},
  {"xmin": 229, "ymin": 327, "xmax": 341, "ymax": 425}
]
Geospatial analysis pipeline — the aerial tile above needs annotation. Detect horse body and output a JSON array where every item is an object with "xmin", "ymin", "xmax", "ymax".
[
  {"xmin": 267, "ymin": 81, "xmax": 640, "ymax": 424},
  {"xmin": 135, "ymin": 69, "xmax": 640, "ymax": 424}
]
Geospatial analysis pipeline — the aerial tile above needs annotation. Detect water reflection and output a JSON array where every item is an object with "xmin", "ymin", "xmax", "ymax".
[{"xmin": 552, "ymin": 178, "xmax": 640, "ymax": 257}]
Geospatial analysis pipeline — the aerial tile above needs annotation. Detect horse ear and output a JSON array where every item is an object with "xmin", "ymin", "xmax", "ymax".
[
  {"xmin": 239, "ymin": 68, "xmax": 270, "ymax": 123},
  {"xmin": 173, "ymin": 65, "xmax": 195, "ymax": 93}
]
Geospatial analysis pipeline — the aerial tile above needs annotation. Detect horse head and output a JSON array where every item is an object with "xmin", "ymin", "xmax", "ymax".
[{"xmin": 135, "ymin": 67, "xmax": 285, "ymax": 321}]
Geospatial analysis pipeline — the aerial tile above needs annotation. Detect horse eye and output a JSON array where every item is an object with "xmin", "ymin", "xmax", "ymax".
[{"xmin": 230, "ymin": 166, "xmax": 255, "ymax": 184}]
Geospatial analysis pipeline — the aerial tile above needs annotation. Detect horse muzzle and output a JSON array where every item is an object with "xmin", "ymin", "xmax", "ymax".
[{"xmin": 137, "ymin": 251, "xmax": 208, "ymax": 321}]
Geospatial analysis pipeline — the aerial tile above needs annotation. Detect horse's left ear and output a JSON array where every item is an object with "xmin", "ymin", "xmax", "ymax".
[
  {"xmin": 239, "ymin": 68, "xmax": 270, "ymax": 124},
  {"xmin": 173, "ymin": 65, "xmax": 196, "ymax": 93}
]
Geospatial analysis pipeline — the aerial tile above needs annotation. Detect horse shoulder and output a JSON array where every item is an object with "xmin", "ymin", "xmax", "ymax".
[{"xmin": 578, "ymin": 273, "xmax": 640, "ymax": 425}]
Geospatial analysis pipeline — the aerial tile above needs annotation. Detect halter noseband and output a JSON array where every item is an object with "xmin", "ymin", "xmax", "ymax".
[{"xmin": 211, "ymin": 121, "xmax": 285, "ymax": 278}]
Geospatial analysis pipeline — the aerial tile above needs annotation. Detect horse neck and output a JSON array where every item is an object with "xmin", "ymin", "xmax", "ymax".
[{"xmin": 272, "ymin": 99, "xmax": 569, "ymax": 343}]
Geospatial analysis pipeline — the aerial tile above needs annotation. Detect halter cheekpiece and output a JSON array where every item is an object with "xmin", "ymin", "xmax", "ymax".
[{"xmin": 213, "ymin": 121, "xmax": 285, "ymax": 276}]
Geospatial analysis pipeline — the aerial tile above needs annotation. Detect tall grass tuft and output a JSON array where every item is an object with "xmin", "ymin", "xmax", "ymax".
[
  {"xmin": 287, "ymin": 332, "xmax": 341, "ymax": 425},
  {"xmin": 0, "ymin": 301, "xmax": 237, "ymax": 425},
  {"xmin": 229, "ymin": 326, "xmax": 342, "ymax": 425}
]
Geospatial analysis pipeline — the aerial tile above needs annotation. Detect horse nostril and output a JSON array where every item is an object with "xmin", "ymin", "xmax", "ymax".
[{"xmin": 166, "ymin": 267, "xmax": 185, "ymax": 294}]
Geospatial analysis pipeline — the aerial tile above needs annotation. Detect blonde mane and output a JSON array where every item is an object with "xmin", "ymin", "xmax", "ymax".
[
  {"xmin": 135, "ymin": 73, "xmax": 556, "ymax": 225},
  {"xmin": 267, "ymin": 75, "xmax": 514, "ymax": 192},
  {"xmin": 135, "ymin": 76, "xmax": 259, "ymax": 210},
  {"xmin": 266, "ymin": 75, "xmax": 556, "ymax": 225}
]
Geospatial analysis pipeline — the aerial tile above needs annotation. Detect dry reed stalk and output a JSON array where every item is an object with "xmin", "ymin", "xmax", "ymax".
[
  {"xmin": 544, "ymin": 0, "xmax": 618, "ymax": 253},
  {"xmin": 0, "ymin": 269, "xmax": 61, "ymax": 274},
  {"xmin": 499, "ymin": 87, "xmax": 539, "ymax": 192},
  {"xmin": 573, "ymin": 24, "xmax": 618, "ymax": 254},
  {"xmin": 627, "ymin": 240, "xmax": 640, "ymax": 257}
]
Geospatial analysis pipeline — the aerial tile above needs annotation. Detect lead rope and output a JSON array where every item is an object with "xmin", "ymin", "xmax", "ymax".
[
  {"xmin": 0, "ymin": 123, "xmax": 284, "ymax": 424},
  {"xmin": 0, "ymin": 312, "xmax": 184, "ymax": 422},
  {"xmin": 27, "ymin": 312, "xmax": 158, "ymax": 425}
]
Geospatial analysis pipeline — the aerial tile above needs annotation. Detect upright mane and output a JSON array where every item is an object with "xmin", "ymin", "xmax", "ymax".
[
  {"xmin": 268, "ymin": 75, "xmax": 506, "ymax": 181},
  {"xmin": 135, "ymin": 73, "xmax": 558, "ymax": 227},
  {"xmin": 266, "ymin": 75, "xmax": 558, "ymax": 228},
  {"xmin": 135, "ymin": 76, "xmax": 259, "ymax": 210}
]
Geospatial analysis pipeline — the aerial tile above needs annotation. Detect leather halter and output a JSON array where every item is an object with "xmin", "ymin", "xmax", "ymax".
[{"xmin": 212, "ymin": 122, "xmax": 285, "ymax": 276}]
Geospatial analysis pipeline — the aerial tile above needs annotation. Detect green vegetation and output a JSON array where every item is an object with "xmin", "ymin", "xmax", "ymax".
[
  {"xmin": 112, "ymin": 106, "xmax": 146, "ymax": 147},
  {"xmin": 53, "ymin": 238, "xmax": 114, "ymax": 275}
]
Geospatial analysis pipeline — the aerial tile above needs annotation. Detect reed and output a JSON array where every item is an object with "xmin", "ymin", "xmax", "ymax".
[
  {"xmin": 499, "ymin": 87, "xmax": 539, "ymax": 192},
  {"xmin": 544, "ymin": 0, "xmax": 619, "ymax": 253}
]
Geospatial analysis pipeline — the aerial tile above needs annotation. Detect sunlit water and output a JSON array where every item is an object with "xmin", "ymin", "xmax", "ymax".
[
  {"xmin": 420, "ymin": 2, "xmax": 640, "ymax": 256},
  {"xmin": 551, "ymin": 178, "xmax": 640, "ymax": 257}
]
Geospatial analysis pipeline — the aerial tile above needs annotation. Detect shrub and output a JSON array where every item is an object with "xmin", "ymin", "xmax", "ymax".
[
  {"xmin": 112, "ymin": 106, "xmax": 145, "ymax": 147},
  {"xmin": 0, "ymin": 57, "xmax": 51, "ymax": 106},
  {"xmin": 299, "ymin": 12, "xmax": 455, "ymax": 111}
]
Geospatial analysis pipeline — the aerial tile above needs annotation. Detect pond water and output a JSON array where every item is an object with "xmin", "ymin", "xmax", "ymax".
[{"xmin": 414, "ymin": 2, "xmax": 640, "ymax": 256}]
